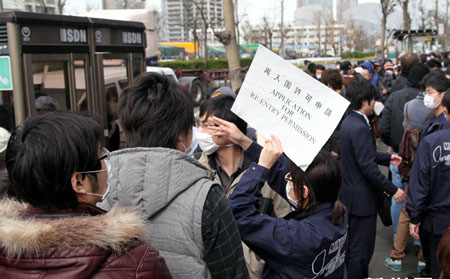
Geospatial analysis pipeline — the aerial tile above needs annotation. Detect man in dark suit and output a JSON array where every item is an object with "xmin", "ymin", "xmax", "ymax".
[{"xmin": 340, "ymin": 79, "xmax": 407, "ymax": 278}]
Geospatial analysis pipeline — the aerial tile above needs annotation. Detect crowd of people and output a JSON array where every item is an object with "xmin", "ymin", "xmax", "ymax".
[{"xmin": 0, "ymin": 51, "xmax": 449, "ymax": 279}]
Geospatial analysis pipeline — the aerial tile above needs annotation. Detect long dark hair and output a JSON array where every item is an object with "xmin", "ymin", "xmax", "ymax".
[{"xmin": 289, "ymin": 151, "xmax": 345, "ymax": 226}]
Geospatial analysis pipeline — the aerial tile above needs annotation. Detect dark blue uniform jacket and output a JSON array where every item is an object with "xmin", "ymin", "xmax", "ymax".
[
  {"xmin": 406, "ymin": 125, "xmax": 450, "ymax": 234},
  {"xmin": 340, "ymin": 112, "xmax": 398, "ymax": 216},
  {"xmin": 229, "ymin": 143, "xmax": 348, "ymax": 279},
  {"xmin": 422, "ymin": 112, "xmax": 450, "ymax": 138}
]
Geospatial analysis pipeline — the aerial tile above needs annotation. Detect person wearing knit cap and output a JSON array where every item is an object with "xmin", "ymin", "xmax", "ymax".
[{"xmin": 379, "ymin": 60, "xmax": 396, "ymax": 100}]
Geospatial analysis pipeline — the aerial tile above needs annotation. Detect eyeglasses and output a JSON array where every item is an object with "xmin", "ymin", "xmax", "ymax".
[
  {"xmin": 79, "ymin": 147, "xmax": 110, "ymax": 174},
  {"xmin": 284, "ymin": 172, "xmax": 293, "ymax": 182},
  {"xmin": 195, "ymin": 118, "xmax": 217, "ymax": 130}
]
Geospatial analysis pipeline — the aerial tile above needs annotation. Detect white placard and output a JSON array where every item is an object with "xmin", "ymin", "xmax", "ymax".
[{"xmin": 232, "ymin": 45, "xmax": 350, "ymax": 170}]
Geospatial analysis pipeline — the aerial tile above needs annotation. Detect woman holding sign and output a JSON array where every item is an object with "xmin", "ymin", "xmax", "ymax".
[{"xmin": 211, "ymin": 117, "xmax": 348, "ymax": 279}]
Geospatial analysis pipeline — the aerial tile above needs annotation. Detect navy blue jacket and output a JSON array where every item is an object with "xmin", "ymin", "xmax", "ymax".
[
  {"xmin": 422, "ymin": 111, "xmax": 450, "ymax": 138},
  {"xmin": 340, "ymin": 112, "xmax": 398, "ymax": 216},
  {"xmin": 229, "ymin": 143, "xmax": 348, "ymax": 279},
  {"xmin": 406, "ymin": 125, "xmax": 450, "ymax": 234}
]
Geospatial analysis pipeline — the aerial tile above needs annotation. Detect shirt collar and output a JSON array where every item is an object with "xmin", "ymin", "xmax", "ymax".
[{"xmin": 353, "ymin": 110, "xmax": 370, "ymax": 127}]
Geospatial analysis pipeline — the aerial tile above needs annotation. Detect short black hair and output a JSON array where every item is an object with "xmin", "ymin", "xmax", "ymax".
[
  {"xmin": 425, "ymin": 72, "xmax": 450, "ymax": 93},
  {"xmin": 6, "ymin": 111, "xmax": 102, "ymax": 210},
  {"xmin": 0, "ymin": 151, "xmax": 5, "ymax": 170},
  {"xmin": 316, "ymin": 64, "xmax": 326, "ymax": 71},
  {"xmin": 118, "ymin": 72, "xmax": 194, "ymax": 149},
  {"xmin": 307, "ymin": 63, "xmax": 317, "ymax": 75},
  {"xmin": 442, "ymin": 89, "xmax": 450, "ymax": 112},
  {"xmin": 427, "ymin": 59, "xmax": 442, "ymax": 69},
  {"xmin": 199, "ymin": 94, "xmax": 247, "ymax": 134},
  {"xmin": 345, "ymin": 79, "xmax": 377, "ymax": 110}
]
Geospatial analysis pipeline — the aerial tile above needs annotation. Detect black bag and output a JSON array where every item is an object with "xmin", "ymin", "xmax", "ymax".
[{"xmin": 378, "ymin": 194, "xmax": 392, "ymax": 226}]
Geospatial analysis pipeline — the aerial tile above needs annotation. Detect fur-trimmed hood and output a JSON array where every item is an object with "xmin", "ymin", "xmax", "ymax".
[{"xmin": 0, "ymin": 198, "xmax": 147, "ymax": 257}]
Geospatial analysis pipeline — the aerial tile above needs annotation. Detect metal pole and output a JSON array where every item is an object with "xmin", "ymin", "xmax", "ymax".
[{"xmin": 7, "ymin": 22, "xmax": 27, "ymax": 125}]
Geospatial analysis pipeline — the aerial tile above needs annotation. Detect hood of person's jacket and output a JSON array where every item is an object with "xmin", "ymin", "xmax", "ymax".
[
  {"xmin": 361, "ymin": 61, "xmax": 374, "ymax": 75},
  {"xmin": 0, "ymin": 197, "xmax": 149, "ymax": 277},
  {"xmin": 106, "ymin": 147, "xmax": 215, "ymax": 220}
]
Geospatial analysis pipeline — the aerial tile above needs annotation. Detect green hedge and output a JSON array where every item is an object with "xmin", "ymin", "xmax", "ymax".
[
  {"xmin": 341, "ymin": 51, "xmax": 375, "ymax": 59},
  {"xmin": 158, "ymin": 58, "xmax": 253, "ymax": 70}
]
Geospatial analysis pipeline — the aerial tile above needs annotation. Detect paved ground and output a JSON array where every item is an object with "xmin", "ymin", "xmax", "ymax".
[{"xmin": 368, "ymin": 141, "xmax": 426, "ymax": 279}]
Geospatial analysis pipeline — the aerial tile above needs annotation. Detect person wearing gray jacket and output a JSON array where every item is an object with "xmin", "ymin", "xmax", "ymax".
[
  {"xmin": 403, "ymin": 91, "xmax": 434, "ymax": 130},
  {"xmin": 99, "ymin": 72, "xmax": 248, "ymax": 279}
]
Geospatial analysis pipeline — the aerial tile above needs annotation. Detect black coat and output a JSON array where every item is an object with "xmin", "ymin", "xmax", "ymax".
[
  {"xmin": 379, "ymin": 85, "xmax": 421, "ymax": 152},
  {"xmin": 390, "ymin": 74, "xmax": 408, "ymax": 93},
  {"xmin": 340, "ymin": 112, "xmax": 398, "ymax": 216}
]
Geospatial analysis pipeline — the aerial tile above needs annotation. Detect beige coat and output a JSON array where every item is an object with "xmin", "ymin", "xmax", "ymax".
[{"xmin": 198, "ymin": 152, "xmax": 291, "ymax": 279}]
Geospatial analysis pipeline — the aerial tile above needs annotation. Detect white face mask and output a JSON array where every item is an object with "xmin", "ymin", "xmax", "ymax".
[
  {"xmin": 180, "ymin": 140, "xmax": 195, "ymax": 155},
  {"xmin": 285, "ymin": 182, "xmax": 298, "ymax": 209},
  {"xmin": 424, "ymin": 94, "xmax": 440, "ymax": 110},
  {"xmin": 195, "ymin": 131, "xmax": 220, "ymax": 155},
  {"xmin": 85, "ymin": 160, "xmax": 111, "ymax": 201}
]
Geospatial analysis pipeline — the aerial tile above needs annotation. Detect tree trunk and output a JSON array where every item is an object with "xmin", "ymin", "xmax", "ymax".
[
  {"xmin": 203, "ymin": 26, "xmax": 208, "ymax": 60},
  {"xmin": 280, "ymin": 0, "xmax": 285, "ymax": 57},
  {"xmin": 381, "ymin": 17, "xmax": 386, "ymax": 60},
  {"xmin": 401, "ymin": 1, "xmax": 413, "ymax": 52},
  {"xmin": 223, "ymin": 0, "xmax": 242, "ymax": 91}
]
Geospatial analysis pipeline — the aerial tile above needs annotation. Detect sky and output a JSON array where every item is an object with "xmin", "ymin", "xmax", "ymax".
[{"xmin": 69, "ymin": 0, "xmax": 379, "ymax": 22}]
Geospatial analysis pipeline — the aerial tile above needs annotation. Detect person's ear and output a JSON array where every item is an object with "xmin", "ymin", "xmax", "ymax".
[
  {"xmin": 303, "ymin": 185, "xmax": 309, "ymax": 199},
  {"xmin": 71, "ymin": 172, "xmax": 87, "ymax": 194},
  {"xmin": 361, "ymin": 99, "xmax": 369, "ymax": 109}
]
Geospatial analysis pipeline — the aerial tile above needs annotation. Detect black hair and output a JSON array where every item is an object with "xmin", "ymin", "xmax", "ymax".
[
  {"xmin": 307, "ymin": 63, "xmax": 317, "ymax": 75},
  {"xmin": 6, "ymin": 111, "xmax": 102, "ymax": 210},
  {"xmin": 199, "ymin": 94, "xmax": 247, "ymax": 134},
  {"xmin": 427, "ymin": 59, "xmax": 442, "ymax": 69},
  {"xmin": 316, "ymin": 64, "xmax": 326, "ymax": 71},
  {"xmin": 425, "ymin": 72, "xmax": 450, "ymax": 93},
  {"xmin": 289, "ymin": 151, "xmax": 345, "ymax": 226},
  {"xmin": 118, "ymin": 72, "xmax": 194, "ymax": 149},
  {"xmin": 345, "ymin": 78, "xmax": 377, "ymax": 110},
  {"xmin": 0, "ymin": 151, "xmax": 5, "ymax": 170},
  {"xmin": 443, "ymin": 89, "xmax": 450, "ymax": 112}
]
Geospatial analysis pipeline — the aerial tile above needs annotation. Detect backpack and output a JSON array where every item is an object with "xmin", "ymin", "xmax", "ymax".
[{"xmin": 398, "ymin": 104, "xmax": 432, "ymax": 182}]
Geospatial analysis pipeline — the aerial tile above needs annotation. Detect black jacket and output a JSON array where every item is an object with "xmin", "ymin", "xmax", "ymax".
[
  {"xmin": 391, "ymin": 74, "xmax": 408, "ymax": 93},
  {"xmin": 340, "ymin": 112, "xmax": 398, "ymax": 216},
  {"xmin": 379, "ymin": 85, "xmax": 421, "ymax": 152}
]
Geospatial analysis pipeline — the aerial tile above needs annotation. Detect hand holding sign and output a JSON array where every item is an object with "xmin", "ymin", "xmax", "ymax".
[
  {"xmin": 259, "ymin": 135, "xmax": 283, "ymax": 169},
  {"xmin": 231, "ymin": 45, "xmax": 349, "ymax": 170}
]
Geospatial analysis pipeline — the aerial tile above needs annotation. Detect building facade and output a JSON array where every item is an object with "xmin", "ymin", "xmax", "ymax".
[
  {"xmin": 3, "ymin": 0, "xmax": 58, "ymax": 14},
  {"xmin": 161, "ymin": 0, "xmax": 224, "ymax": 42},
  {"xmin": 249, "ymin": 22, "xmax": 346, "ymax": 56},
  {"xmin": 102, "ymin": 0, "xmax": 146, "ymax": 9}
]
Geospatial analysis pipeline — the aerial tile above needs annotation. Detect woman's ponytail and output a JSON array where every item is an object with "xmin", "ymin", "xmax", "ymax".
[{"xmin": 332, "ymin": 200, "xmax": 345, "ymax": 226}]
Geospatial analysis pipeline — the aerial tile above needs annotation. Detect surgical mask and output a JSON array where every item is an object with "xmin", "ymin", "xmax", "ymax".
[
  {"xmin": 180, "ymin": 140, "xmax": 194, "ymax": 154},
  {"xmin": 85, "ymin": 160, "xmax": 111, "ymax": 201},
  {"xmin": 424, "ymin": 94, "xmax": 440, "ymax": 110},
  {"xmin": 196, "ymin": 131, "xmax": 220, "ymax": 155},
  {"xmin": 285, "ymin": 182, "xmax": 298, "ymax": 209}
]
